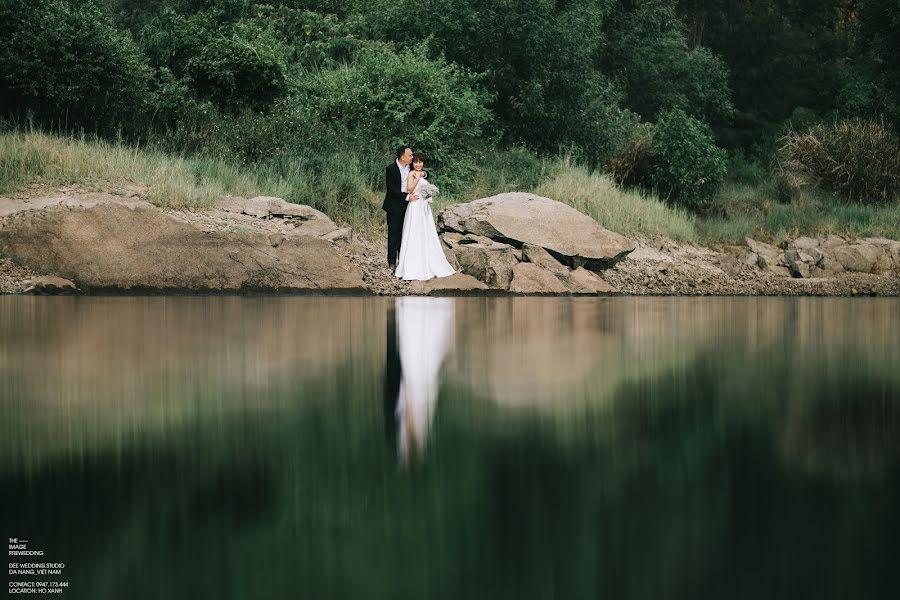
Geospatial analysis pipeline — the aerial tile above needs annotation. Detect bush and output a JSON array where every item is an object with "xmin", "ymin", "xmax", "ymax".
[
  {"xmin": 604, "ymin": 124, "xmax": 653, "ymax": 188},
  {"xmin": 779, "ymin": 119, "xmax": 900, "ymax": 203},
  {"xmin": 648, "ymin": 109, "xmax": 727, "ymax": 211},
  {"xmin": 295, "ymin": 43, "xmax": 493, "ymax": 179},
  {"xmin": 0, "ymin": 0, "xmax": 151, "ymax": 132},
  {"xmin": 725, "ymin": 150, "xmax": 767, "ymax": 185}
]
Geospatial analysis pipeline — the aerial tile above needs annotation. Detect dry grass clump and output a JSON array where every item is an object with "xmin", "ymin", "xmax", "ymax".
[{"xmin": 779, "ymin": 119, "xmax": 900, "ymax": 204}]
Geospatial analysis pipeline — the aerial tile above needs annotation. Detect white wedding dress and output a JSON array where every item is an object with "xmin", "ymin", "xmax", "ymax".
[{"xmin": 395, "ymin": 176, "xmax": 456, "ymax": 281}]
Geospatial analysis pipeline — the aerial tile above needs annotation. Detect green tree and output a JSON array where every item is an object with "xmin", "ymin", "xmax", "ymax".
[
  {"xmin": 139, "ymin": 6, "xmax": 290, "ymax": 113},
  {"xmin": 0, "ymin": 0, "xmax": 150, "ymax": 132},
  {"xmin": 601, "ymin": 0, "xmax": 733, "ymax": 126},
  {"xmin": 294, "ymin": 43, "xmax": 493, "ymax": 171}
]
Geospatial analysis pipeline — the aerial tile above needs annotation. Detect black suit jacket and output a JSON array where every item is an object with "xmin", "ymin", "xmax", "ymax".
[{"xmin": 382, "ymin": 162, "xmax": 407, "ymax": 212}]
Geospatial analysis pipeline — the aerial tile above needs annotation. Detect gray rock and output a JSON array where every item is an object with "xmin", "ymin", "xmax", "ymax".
[
  {"xmin": 818, "ymin": 256, "xmax": 844, "ymax": 273},
  {"xmin": 442, "ymin": 247, "xmax": 460, "ymax": 271},
  {"xmin": 757, "ymin": 252, "xmax": 785, "ymax": 270},
  {"xmin": 438, "ymin": 193, "xmax": 635, "ymax": 271},
  {"xmin": 744, "ymin": 252, "xmax": 760, "ymax": 267},
  {"xmin": 215, "ymin": 196, "xmax": 339, "ymax": 237},
  {"xmin": 808, "ymin": 265, "xmax": 826, "ymax": 278},
  {"xmin": 746, "ymin": 237, "xmax": 780, "ymax": 259},
  {"xmin": 793, "ymin": 262, "xmax": 810, "ymax": 278},
  {"xmin": 567, "ymin": 267, "xmax": 618, "ymax": 294},
  {"xmin": 522, "ymin": 243, "xmax": 568, "ymax": 277},
  {"xmin": 791, "ymin": 236, "xmax": 820, "ymax": 251},
  {"xmin": 24, "ymin": 275, "xmax": 78, "ymax": 294},
  {"xmin": 408, "ymin": 272, "xmax": 487, "ymax": 295},
  {"xmin": 765, "ymin": 265, "xmax": 792, "ymax": 277},
  {"xmin": 747, "ymin": 238, "xmax": 783, "ymax": 272},
  {"xmin": 508, "ymin": 262, "xmax": 569, "ymax": 294},
  {"xmin": 449, "ymin": 235, "xmax": 521, "ymax": 288},
  {"xmin": 830, "ymin": 244, "xmax": 883, "ymax": 273},
  {"xmin": 820, "ymin": 234, "xmax": 847, "ymax": 249},
  {"xmin": 323, "ymin": 227, "xmax": 352, "ymax": 243}
]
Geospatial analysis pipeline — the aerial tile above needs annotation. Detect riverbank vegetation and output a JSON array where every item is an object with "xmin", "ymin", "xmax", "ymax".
[{"xmin": 2, "ymin": 0, "xmax": 899, "ymax": 242}]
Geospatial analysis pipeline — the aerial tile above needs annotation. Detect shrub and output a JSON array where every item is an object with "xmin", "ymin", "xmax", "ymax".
[
  {"xmin": 0, "ymin": 0, "xmax": 150, "ymax": 132},
  {"xmin": 779, "ymin": 119, "xmax": 900, "ymax": 203},
  {"xmin": 725, "ymin": 150, "xmax": 768, "ymax": 185},
  {"xmin": 295, "ymin": 43, "xmax": 493, "ymax": 176},
  {"xmin": 648, "ymin": 109, "xmax": 727, "ymax": 212},
  {"xmin": 604, "ymin": 124, "xmax": 653, "ymax": 188}
]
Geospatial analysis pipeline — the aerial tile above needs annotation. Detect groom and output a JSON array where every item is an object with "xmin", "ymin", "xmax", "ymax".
[{"xmin": 382, "ymin": 146, "xmax": 418, "ymax": 270}]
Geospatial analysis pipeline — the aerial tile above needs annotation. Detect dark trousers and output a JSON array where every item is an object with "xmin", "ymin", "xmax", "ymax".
[{"xmin": 386, "ymin": 207, "xmax": 406, "ymax": 266}]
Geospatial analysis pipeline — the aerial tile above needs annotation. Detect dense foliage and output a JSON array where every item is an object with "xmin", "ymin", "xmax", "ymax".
[
  {"xmin": 649, "ymin": 109, "xmax": 727, "ymax": 210},
  {"xmin": 1, "ymin": 0, "xmax": 897, "ymax": 214}
]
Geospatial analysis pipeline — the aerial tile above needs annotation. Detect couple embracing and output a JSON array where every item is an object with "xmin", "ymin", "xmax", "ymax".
[{"xmin": 382, "ymin": 146, "xmax": 456, "ymax": 281}]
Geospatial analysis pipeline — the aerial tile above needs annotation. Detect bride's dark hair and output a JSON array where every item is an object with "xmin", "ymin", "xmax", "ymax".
[{"xmin": 412, "ymin": 152, "xmax": 426, "ymax": 164}]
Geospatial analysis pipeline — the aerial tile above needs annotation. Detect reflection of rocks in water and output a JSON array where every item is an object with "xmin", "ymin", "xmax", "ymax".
[
  {"xmin": 779, "ymin": 379, "xmax": 900, "ymax": 480},
  {"xmin": 447, "ymin": 298, "xmax": 725, "ymax": 409},
  {"xmin": 0, "ymin": 297, "xmax": 390, "ymax": 465},
  {"xmin": 0, "ymin": 297, "xmax": 387, "ymax": 403}
]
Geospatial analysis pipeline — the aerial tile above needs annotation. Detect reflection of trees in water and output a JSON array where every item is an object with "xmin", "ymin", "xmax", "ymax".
[
  {"xmin": 5, "ymin": 355, "xmax": 899, "ymax": 599},
  {"xmin": 3, "ymin": 297, "xmax": 900, "ymax": 598},
  {"xmin": 777, "ymin": 375, "xmax": 900, "ymax": 480}
]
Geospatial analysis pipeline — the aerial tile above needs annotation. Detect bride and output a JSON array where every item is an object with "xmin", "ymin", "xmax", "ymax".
[{"xmin": 394, "ymin": 153, "xmax": 456, "ymax": 281}]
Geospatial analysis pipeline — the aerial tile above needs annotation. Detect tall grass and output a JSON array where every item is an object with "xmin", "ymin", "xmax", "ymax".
[
  {"xmin": 534, "ymin": 159, "xmax": 697, "ymax": 241},
  {"xmin": 0, "ymin": 129, "xmax": 390, "ymax": 233},
  {"xmin": 0, "ymin": 129, "xmax": 276, "ymax": 208},
  {"xmin": 16, "ymin": 129, "xmax": 897, "ymax": 248},
  {"xmin": 700, "ymin": 182, "xmax": 900, "ymax": 243}
]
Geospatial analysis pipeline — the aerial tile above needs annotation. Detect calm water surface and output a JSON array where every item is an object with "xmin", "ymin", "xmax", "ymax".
[{"xmin": 2, "ymin": 296, "xmax": 899, "ymax": 599}]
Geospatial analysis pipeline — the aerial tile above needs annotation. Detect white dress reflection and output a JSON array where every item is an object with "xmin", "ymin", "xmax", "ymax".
[{"xmin": 394, "ymin": 297, "xmax": 455, "ymax": 463}]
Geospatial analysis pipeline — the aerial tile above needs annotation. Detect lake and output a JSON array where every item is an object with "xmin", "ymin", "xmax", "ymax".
[{"xmin": 2, "ymin": 296, "xmax": 899, "ymax": 599}]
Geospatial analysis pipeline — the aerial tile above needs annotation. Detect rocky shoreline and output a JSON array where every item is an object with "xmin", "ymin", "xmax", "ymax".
[{"xmin": 1, "ymin": 188, "xmax": 898, "ymax": 296}]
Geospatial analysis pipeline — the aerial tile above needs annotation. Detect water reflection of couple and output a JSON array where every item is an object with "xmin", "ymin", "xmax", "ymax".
[{"xmin": 384, "ymin": 297, "xmax": 455, "ymax": 463}]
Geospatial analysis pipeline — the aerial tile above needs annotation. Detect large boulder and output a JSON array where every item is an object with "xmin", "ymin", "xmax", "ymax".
[
  {"xmin": 438, "ymin": 193, "xmax": 635, "ymax": 271},
  {"xmin": 442, "ymin": 233, "xmax": 521, "ymax": 289},
  {"xmin": 828, "ymin": 244, "xmax": 883, "ymax": 273},
  {"xmin": 508, "ymin": 263, "xmax": 568, "ymax": 294},
  {"xmin": 0, "ymin": 203, "xmax": 367, "ymax": 293}
]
